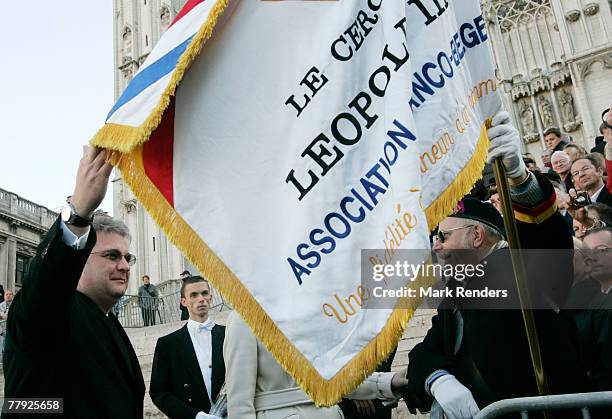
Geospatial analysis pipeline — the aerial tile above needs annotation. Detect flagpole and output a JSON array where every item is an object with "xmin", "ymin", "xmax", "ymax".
[{"xmin": 492, "ymin": 159, "xmax": 550, "ymax": 403}]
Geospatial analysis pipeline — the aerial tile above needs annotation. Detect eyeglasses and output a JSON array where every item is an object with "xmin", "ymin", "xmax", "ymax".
[
  {"xmin": 433, "ymin": 225, "xmax": 474, "ymax": 243},
  {"xmin": 552, "ymin": 159, "xmax": 570, "ymax": 166},
  {"xmin": 91, "ymin": 249, "xmax": 136, "ymax": 266},
  {"xmin": 571, "ymin": 165, "xmax": 595, "ymax": 178}
]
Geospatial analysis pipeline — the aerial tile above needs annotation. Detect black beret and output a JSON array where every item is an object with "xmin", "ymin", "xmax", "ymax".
[{"xmin": 449, "ymin": 197, "xmax": 505, "ymax": 238}]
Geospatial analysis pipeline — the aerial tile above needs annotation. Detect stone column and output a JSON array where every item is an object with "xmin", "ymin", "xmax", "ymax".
[
  {"xmin": 569, "ymin": 64, "xmax": 596, "ymax": 140},
  {"xmin": 7, "ymin": 238, "xmax": 16, "ymax": 291},
  {"xmin": 136, "ymin": 203, "xmax": 148, "ymax": 286},
  {"xmin": 0, "ymin": 236, "xmax": 7, "ymax": 289},
  {"xmin": 531, "ymin": 95, "xmax": 546, "ymax": 147},
  {"xmin": 549, "ymin": 88, "xmax": 563, "ymax": 130},
  {"xmin": 550, "ymin": 0, "xmax": 575, "ymax": 57}
]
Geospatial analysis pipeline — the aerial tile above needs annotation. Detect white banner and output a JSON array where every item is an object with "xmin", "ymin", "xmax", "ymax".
[{"xmin": 93, "ymin": 0, "xmax": 501, "ymax": 405}]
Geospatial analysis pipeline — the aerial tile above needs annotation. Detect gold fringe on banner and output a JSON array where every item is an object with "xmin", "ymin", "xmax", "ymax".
[
  {"xmin": 91, "ymin": 0, "xmax": 230, "ymax": 153},
  {"xmin": 91, "ymin": 0, "xmax": 492, "ymax": 405},
  {"xmin": 108, "ymin": 147, "xmax": 434, "ymax": 406},
  {"xmin": 105, "ymin": 125, "xmax": 489, "ymax": 406},
  {"xmin": 424, "ymin": 123, "xmax": 490, "ymax": 231}
]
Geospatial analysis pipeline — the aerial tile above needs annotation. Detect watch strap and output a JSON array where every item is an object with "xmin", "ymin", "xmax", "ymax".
[{"xmin": 65, "ymin": 199, "xmax": 93, "ymax": 227}]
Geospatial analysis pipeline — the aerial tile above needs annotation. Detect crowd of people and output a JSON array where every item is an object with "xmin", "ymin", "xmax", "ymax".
[{"xmin": 1, "ymin": 106, "xmax": 611, "ymax": 419}]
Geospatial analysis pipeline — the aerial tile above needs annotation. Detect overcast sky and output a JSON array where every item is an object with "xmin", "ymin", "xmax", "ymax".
[{"xmin": 0, "ymin": 1, "xmax": 115, "ymax": 214}]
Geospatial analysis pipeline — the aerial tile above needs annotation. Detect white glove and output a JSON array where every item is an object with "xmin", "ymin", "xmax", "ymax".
[
  {"xmin": 430, "ymin": 374, "xmax": 480, "ymax": 419},
  {"xmin": 486, "ymin": 111, "xmax": 526, "ymax": 180},
  {"xmin": 195, "ymin": 413, "xmax": 223, "ymax": 419}
]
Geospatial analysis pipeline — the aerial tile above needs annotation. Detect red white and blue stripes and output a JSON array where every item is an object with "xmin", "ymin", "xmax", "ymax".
[{"xmin": 106, "ymin": 0, "xmax": 218, "ymax": 126}]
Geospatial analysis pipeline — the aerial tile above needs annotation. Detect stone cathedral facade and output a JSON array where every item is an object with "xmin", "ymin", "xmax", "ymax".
[
  {"xmin": 482, "ymin": 0, "xmax": 612, "ymax": 156},
  {"xmin": 112, "ymin": 0, "xmax": 612, "ymax": 292}
]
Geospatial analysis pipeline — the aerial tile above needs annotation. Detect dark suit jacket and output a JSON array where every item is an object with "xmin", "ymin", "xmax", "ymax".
[
  {"xmin": 2, "ymin": 218, "xmax": 145, "ymax": 419},
  {"xmin": 595, "ymin": 185, "xmax": 612, "ymax": 206},
  {"xmin": 150, "ymin": 323, "xmax": 225, "ymax": 419}
]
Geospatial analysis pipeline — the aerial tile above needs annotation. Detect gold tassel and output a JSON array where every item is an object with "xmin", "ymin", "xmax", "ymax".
[
  {"xmin": 424, "ymin": 123, "xmax": 490, "ymax": 231},
  {"xmin": 108, "ymin": 146, "xmax": 436, "ymax": 406},
  {"xmin": 91, "ymin": 0, "xmax": 230, "ymax": 153},
  {"xmin": 104, "ymin": 122, "xmax": 488, "ymax": 405},
  {"xmin": 97, "ymin": 1, "xmax": 491, "ymax": 395}
]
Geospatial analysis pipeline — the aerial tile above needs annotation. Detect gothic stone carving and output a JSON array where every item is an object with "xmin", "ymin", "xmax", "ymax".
[
  {"xmin": 122, "ymin": 66, "xmax": 134, "ymax": 81},
  {"xmin": 559, "ymin": 88, "xmax": 581, "ymax": 132},
  {"xmin": 550, "ymin": 62, "xmax": 571, "ymax": 89},
  {"xmin": 578, "ymin": 53, "xmax": 612, "ymax": 79},
  {"xmin": 565, "ymin": 10, "xmax": 581, "ymax": 23},
  {"xmin": 122, "ymin": 199, "xmax": 137, "ymax": 214},
  {"xmin": 583, "ymin": 3, "xmax": 599, "ymax": 16},
  {"xmin": 160, "ymin": 5, "xmax": 172, "ymax": 26},
  {"xmin": 520, "ymin": 101, "xmax": 537, "ymax": 138},
  {"xmin": 512, "ymin": 83, "xmax": 531, "ymax": 101},
  {"xmin": 530, "ymin": 67, "xmax": 549, "ymax": 93},
  {"xmin": 538, "ymin": 95, "xmax": 555, "ymax": 129},
  {"xmin": 559, "ymin": 88, "xmax": 575, "ymax": 122},
  {"xmin": 122, "ymin": 26, "xmax": 133, "ymax": 55},
  {"xmin": 511, "ymin": 74, "xmax": 531, "ymax": 101}
]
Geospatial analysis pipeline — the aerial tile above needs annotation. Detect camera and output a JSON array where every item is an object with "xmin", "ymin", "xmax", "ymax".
[{"xmin": 571, "ymin": 191, "xmax": 592, "ymax": 208}]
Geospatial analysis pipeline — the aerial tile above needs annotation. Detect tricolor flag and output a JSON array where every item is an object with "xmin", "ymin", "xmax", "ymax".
[{"xmin": 93, "ymin": 0, "xmax": 501, "ymax": 405}]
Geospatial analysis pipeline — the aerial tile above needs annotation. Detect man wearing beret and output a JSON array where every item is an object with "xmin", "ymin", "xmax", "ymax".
[{"xmin": 404, "ymin": 112, "xmax": 589, "ymax": 419}]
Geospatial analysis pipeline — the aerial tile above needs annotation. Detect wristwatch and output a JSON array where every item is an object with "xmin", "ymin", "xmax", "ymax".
[{"xmin": 61, "ymin": 197, "xmax": 93, "ymax": 227}]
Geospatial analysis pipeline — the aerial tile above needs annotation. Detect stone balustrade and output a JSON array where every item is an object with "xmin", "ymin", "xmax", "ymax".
[{"xmin": 0, "ymin": 187, "xmax": 57, "ymax": 230}]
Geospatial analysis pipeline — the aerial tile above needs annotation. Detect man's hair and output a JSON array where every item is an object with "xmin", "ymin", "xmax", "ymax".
[
  {"xmin": 585, "ymin": 203, "xmax": 612, "ymax": 226},
  {"xmin": 583, "ymin": 227, "xmax": 612, "ymax": 243},
  {"xmin": 551, "ymin": 151, "xmax": 570, "ymax": 162},
  {"xmin": 180, "ymin": 275, "xmax": 210, "ymax": 298},
  {"xmin": 551, "ymin": 180, "xmax": 565, "ymax": 192},
  {"xmin": 92, "ymin": 214, "xmax": 131, "ymax": 242},
  {"xmin": 544, "ymin": 127, "xmax": 561, "ymax": 138},
  {"xmin": 455, "ymin": 218, "xmax": 504, "ymax": 247},
  {"xmin": 572, "ymin": 154, "xmax": 604, "ymax": 171},
  {"xmin": 563, "ymin": 143, "xmax": 587, "ymax": 157},
  {"xmin": 142, "ymin": 275, "xmax": 150, "ymax": 280},
  {"xmin": 480, "ymin": 222, "xmax": 504, "ymax": 246}
]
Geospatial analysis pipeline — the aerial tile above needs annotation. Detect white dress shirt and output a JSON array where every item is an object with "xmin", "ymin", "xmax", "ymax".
[
  {"xmin": 187, "ymin": 318, "xmax": 215, "ymax": 403},
  {"xmin": 60, "ymin": 221, "xmax": 90, "ymax": 249}
]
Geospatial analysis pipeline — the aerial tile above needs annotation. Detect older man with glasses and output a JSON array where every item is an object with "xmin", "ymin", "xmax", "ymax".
[
  {"xmin": 403, "ymin": 112, "xmax": 589, "ymax": 419},
  {"xmin": 551, "ymin": 150, "xmax": 574, "ymax": 193},
  {"xmin": 3, "ymin": 146, "xmax": 145, "ymax": 418}
]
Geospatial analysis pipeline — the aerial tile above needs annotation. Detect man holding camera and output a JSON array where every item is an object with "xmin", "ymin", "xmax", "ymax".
[{"xmin": 570, "ymin": 154, "xmax": 612, "ymax": 207}]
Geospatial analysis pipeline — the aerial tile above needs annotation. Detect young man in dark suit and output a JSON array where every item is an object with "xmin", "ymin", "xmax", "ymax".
[
  {"xmin": 3, "ymin": 146, "xmax": 145, "ymax": 418},
  {"xmin": 150, "ymin": 276, "xmax": 225, "ymax": 419}
]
